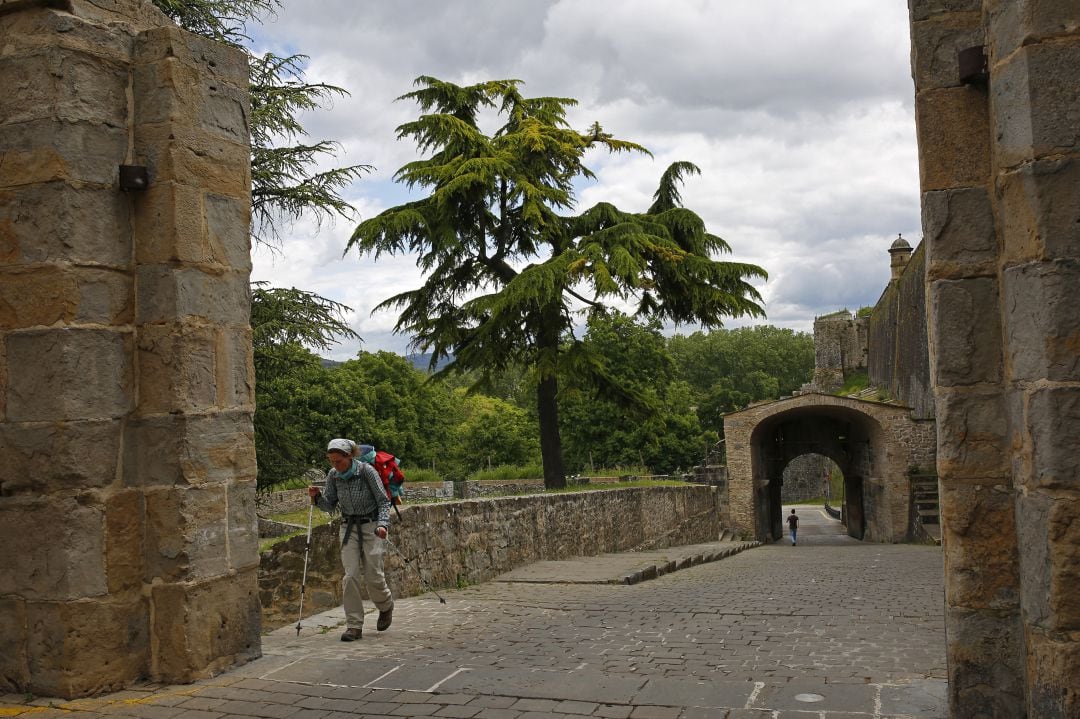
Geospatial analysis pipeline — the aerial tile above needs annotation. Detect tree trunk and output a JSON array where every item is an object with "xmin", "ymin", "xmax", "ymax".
[
  {"xmin": 537, "ymin": 372, "xmax": 566, "ymax": 489},
  {"xmin": 535, "ymin": 305, "xmax": 566, "ymax": 490}
]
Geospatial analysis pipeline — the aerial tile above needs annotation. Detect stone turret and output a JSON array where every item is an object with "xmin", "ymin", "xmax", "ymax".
[{"xmin": 888, "ymin": 234, "xmax": 913, "ymax": 281}]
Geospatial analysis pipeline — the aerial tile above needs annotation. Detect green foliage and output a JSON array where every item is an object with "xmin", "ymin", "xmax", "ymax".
[
  {"xmin": 837, "ymin": 371, "xmax": 869, "ymax": 395},
  {"xmin": 560, "ymin": 313, "xmax": 714, "ymax": 474},
  {"xmin": 669, "ymin": 325, "xmax": 814, "ymax": 432},
  {"xmin": 151, "ymin": 0, "xmax": 277, "ymax": 44},
  {"xmin": 250, "ymin": 285, "xmax": 358, "ymax": 488},
  {"xmin": 350, "ymin": 76, "xmax": 766, "ymax": 489},
  {"xmin": 856, "ymin": 305, "xmax": 874, "ymax": 318},
  {"xmin": 451, "ymin": 393, "xmax": 541, "ymax": 479}
]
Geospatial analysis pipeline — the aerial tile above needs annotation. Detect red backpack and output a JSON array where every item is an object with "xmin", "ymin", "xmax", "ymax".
[{"xmin": 370, "ymin": 450, "xmax": 406, "ymax": 506}]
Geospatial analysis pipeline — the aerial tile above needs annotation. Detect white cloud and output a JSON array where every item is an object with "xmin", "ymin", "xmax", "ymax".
[{"xmin": 247, "ymin": 0, "xmax": 921, "ymax": 354}]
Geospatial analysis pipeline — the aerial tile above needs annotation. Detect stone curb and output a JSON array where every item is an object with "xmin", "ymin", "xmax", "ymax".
[{"xmin": 622, "ymin": 540, "xmax": 761, "ymax": 585}]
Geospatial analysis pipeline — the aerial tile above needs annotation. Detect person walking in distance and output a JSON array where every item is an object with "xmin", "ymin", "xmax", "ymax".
[
  {"xmin": 787, "ymin": 508, "xmax": 799, "ymax": 546},
  {"xmin": 308, "ymin": 438, "xmax": 394, "ymax": 641}
]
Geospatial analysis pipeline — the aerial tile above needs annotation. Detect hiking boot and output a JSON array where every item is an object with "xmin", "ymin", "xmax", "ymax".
[
  {"xmin": 340, "ymin": 627, "xmax": 362, "ymax": 642},
  {"xmin": 377, "ymin": 605, "xmax": 393, "ymax": 632}
]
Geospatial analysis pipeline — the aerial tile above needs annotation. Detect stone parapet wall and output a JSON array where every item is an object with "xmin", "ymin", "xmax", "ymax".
[
  {"xmin": 259, "ymin": 485, "xmax": 723, "ymax": 629},
  {"xmin": 0, "ymin": 0, "xmax": 258, "ymax": 698}
]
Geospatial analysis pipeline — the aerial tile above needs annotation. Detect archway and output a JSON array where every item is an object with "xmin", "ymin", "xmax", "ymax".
[{"xmin": 723, "ymin": 393, "xmax": 935, "ymax": 543}]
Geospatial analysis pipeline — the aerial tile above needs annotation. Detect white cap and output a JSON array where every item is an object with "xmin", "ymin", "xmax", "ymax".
[{"xmin": 326, "ymin": 438, "xmax": 354, "ymax": 454}]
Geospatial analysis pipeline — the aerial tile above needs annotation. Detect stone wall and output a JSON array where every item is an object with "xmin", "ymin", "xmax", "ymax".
[
  {"xmin": 781, "ymin": 454, "xmax": 832, "ymax": 503},
  {"xmin": 867, "ymin": 243, "xmax": 934, "ymax": 419},
  {"xmin": 259, "ymin": 485, "xmax": 724, "ymax": 629},
  {"xmin": 0, "ymin": 0, "xmax": 258, "ymax": 698},
  {"xmin": 908, "ymin": 2, "xmax": 1080, "ymax": 715},
  {"xmin": 809, "ymin": 311, "xmax": 869, "ymax": 391}
]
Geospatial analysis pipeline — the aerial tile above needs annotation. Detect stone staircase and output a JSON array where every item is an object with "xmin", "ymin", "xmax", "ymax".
[{"xmin": 911, "ymin": 474, "xmax": 941, "ymax": 544}]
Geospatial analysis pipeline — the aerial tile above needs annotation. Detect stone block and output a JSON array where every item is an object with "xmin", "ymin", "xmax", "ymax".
[
  {"xmin": 132, "ymin": 124, "xmax": 250, "ymax": 199},
  {"xmin": 0, "ymin": 333, "xmax": 6, "ymax": 420},
  {"xmin": 135, "ymin": 24, "xmax": 249, "ymax": 89},
  {"xmin": 990, "ymin": 1, "xmax": 1080, "ymax": 63},
  {"xmin": 150, "ymin": 569, "xmax": 261, "ymax": 683},
  {"xmin": 0, "ymin": 5, "xmax": 136, "ymax": 64},
  {"xmin": 0, "ymin": 183, "xmax": 130, "ymax": 267},
  {"xmin": 1026, "ymin": 630, "xmax": 1080, "ymax": 717},
  {"xmin": 1003, "ymin": 260, "xmax": 1080, "ymax": 382},
  {"xmin": 0, "ymin": 266, "xmax": 74, "ymax": 330},
  {"xmin": 999, "ymin": 157, "xmax": 1080, "ymax": 265},
  {"xmin": 940, "ymin": 481, "xmax": 1019, "ymax": 609},
  {"xmin": 25, "ymin": 593, "xmax": 149, "ymax": 698},
  {"xmin": 0, "ymin": 597, "xmax": 29, "ymax": 693},
  {"xmin": 0, "ymin": 119, "xmax": 127, "ymax": 188},
  {"xmin": 927, "ymin": 278, "xmax": 1003, "ymax": 386},
  {"xmin": 216, "ymin": 326, "xmax": 255, "ymax": 411},
  {"xmin": 909, "ymin": 0, "xmax": 981, "ymax": 23},
  {"xmin": 910, "ymin": 14, "xmax": 984, "ymax": 90},
  {"xmin": 145, "ymin": 485, "xmax": 229, "ymax": 582},
  {"xmin": 944, "ymin": 607, "xmax": 1026, "ymax": 718},
  {"xmin": 205, "ymin": 193, "xmax": 252, "ymax": 271},
  {"xmin": 228, "ymin": 478, "xmax": 260, "ymax": 572},
  {"xmin": 136, "ymin": 323, "xmax": 219, "ymax": 414},
  {"xmin": 135, "ymin": 265, "xmax": 251, "ymax": 326},
  {"xmin": 914, "ymin": 87, "xmax": 991, "ymax": 191},
  {"xmin": 105, "ymin": 489, "xmax": 145, "ymax": 594},
  {"xmin": 1027, "ymin": 387, "xmax": 1080, "ymax": 491},
  {"xmin": 935, "ymin": 389, "xmax": 1010, "ymax": 479},
  {"xmin": 1018, "ymin": 494, "xmax": 1080, "ymax": 632},
  {"xmin": 0, "ymin": 418, "xmax": 120, "ymax": 496},
  {"xmin": 0, "ymin": 496, "xmax": 107, "ymax": 600},
  {"xmin": 74, "ymin": 268, "xmax": 133, "ymax": 325},
  {"xmin": 124, "ymin": 410, "xmax": 256, "ymax": 488},
  {"xmin": 6, "ymin": 328, "xmax": 132, "ymax": 422},
  {"xmin": 0, "ymin": 47, "xmax": 128, "ymax": 127},
  {"xmin": 992, "ymin": 42, "xmax": 1080, "ymax": 167},
  {"xmin": 922, "ymin": 188, "xmax": 997, "ymax": 277},
  {"xmin": 131, "ymin": 180, "xmax": 210, "ymax": 265}
]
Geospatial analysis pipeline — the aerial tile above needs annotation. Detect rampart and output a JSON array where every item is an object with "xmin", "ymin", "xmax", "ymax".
[{"xmin": 867, "ymin": 242, "xmax": 934, "ymax": 419}]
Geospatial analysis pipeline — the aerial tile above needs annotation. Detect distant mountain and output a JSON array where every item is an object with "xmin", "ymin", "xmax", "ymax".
[
  {"xmin": 320, "ymin": 358, "xmax": 342, "ymax": 369},
  {"xmin": 405, "ymin": 352, "xmax": 454, "ymax": 373}
]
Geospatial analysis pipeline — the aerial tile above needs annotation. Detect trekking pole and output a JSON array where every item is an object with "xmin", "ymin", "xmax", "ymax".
[
  {"xmin": 295, "ymin": 499, "xmax": 316, "ymax": 636},
  {"xmin": 384, "ymin": 536, "xmax": 446, "ymax": 604}
]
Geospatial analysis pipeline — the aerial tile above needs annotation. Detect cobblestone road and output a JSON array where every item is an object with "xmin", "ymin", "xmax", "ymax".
[{"xmin": 2, "ymin": 506, "xmax": 947, "ymax": 718}]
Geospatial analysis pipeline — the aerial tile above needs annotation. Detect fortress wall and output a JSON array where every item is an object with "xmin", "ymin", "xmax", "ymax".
[
  {"xmin": 867, "ymin": 243, "xmax": 934, "ymax": 419},
  {"xmin": 909, "ymin": 1, "xmax": 1080, "ymax": 715},
  {"xmin": 0, "ymin": 0, "xmax": 258, "ymax": 697}
]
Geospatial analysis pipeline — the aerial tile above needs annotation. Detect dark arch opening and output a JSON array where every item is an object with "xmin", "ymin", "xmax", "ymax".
[{"xmin": 750, "ymin": 404, "xmax": 884, "ymax": 541}]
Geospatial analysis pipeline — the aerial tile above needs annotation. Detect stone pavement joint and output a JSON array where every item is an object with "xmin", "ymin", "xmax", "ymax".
[{"xmin": 493, "ymin": 540, "xmax": 762, "ymax": 586}]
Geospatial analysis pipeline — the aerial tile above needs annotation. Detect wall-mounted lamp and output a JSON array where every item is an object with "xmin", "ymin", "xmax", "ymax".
[
  {"xmin": 958, "ymin": 46, "xmax": 988, "ymax": 86},
  {"xmin": 119, "ymin": 165, "xmax": 149, "ymax": 191}
]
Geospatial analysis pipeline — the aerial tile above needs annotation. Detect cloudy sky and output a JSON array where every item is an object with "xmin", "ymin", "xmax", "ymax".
[{"xmin": 248, "ymin": 1, "xmax": 921, "ymax": 360}]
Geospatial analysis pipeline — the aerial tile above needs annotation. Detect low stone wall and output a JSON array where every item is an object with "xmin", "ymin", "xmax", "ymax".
[
  {"xmin": 255, "ymin": 481, "xmax": 456, "ymax": 520},
  {"xmin": 259, "ymin": 485, "xmax": 723, "ymax": 629}
]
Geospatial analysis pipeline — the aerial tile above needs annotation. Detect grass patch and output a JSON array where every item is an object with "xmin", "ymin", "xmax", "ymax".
[
  {"xmin": 836, "ymin": 371, "xmax": 869, "ymax": 395},
  {"xmin": 468, "ymin": 464, "xmax": 544, "ymax": 482}
]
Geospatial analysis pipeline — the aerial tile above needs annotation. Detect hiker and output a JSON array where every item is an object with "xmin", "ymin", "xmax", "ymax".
[
  {"xmin": 308, "ymin": 438, "xmax": 394, "ymax": 641},
  {"xmin": 787, "ymin": 508, "xmax": 799, "ymax": 546}
]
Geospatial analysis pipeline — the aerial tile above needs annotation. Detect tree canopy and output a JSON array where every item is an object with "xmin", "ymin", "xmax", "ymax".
[{"xmin": 349, "ymin": 77, "xmax": 766, "ymax": 488}]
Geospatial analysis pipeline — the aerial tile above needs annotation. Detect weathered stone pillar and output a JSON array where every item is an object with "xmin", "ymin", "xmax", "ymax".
[
  {"xmin": 0, "ymin": 0, "xmax": 259, "ymax": 698},
  {"xmin": 909, "ymin": 1, "xmax": 1080, "ymax": 715}
]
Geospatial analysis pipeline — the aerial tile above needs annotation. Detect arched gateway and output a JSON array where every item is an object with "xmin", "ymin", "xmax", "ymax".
[{"xmin": 724, "ymin": 393, "xmax": 936, "ymax": 543}]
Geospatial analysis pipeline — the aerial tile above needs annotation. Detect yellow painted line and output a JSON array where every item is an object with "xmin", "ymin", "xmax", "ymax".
[{"xmin": 0, "ymin": 708, "xmax": 55, "ymax": 716}]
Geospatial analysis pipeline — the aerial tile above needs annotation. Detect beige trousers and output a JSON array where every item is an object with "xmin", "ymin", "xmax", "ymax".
[{"xmin": 339, "ymin": 520, "xmax": 393, "ymax": 629}]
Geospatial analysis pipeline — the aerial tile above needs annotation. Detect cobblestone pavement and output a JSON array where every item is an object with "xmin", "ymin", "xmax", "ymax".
[{"xmin": 2, "ymin": 506, "xmax": 947, "ymax": 718}]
